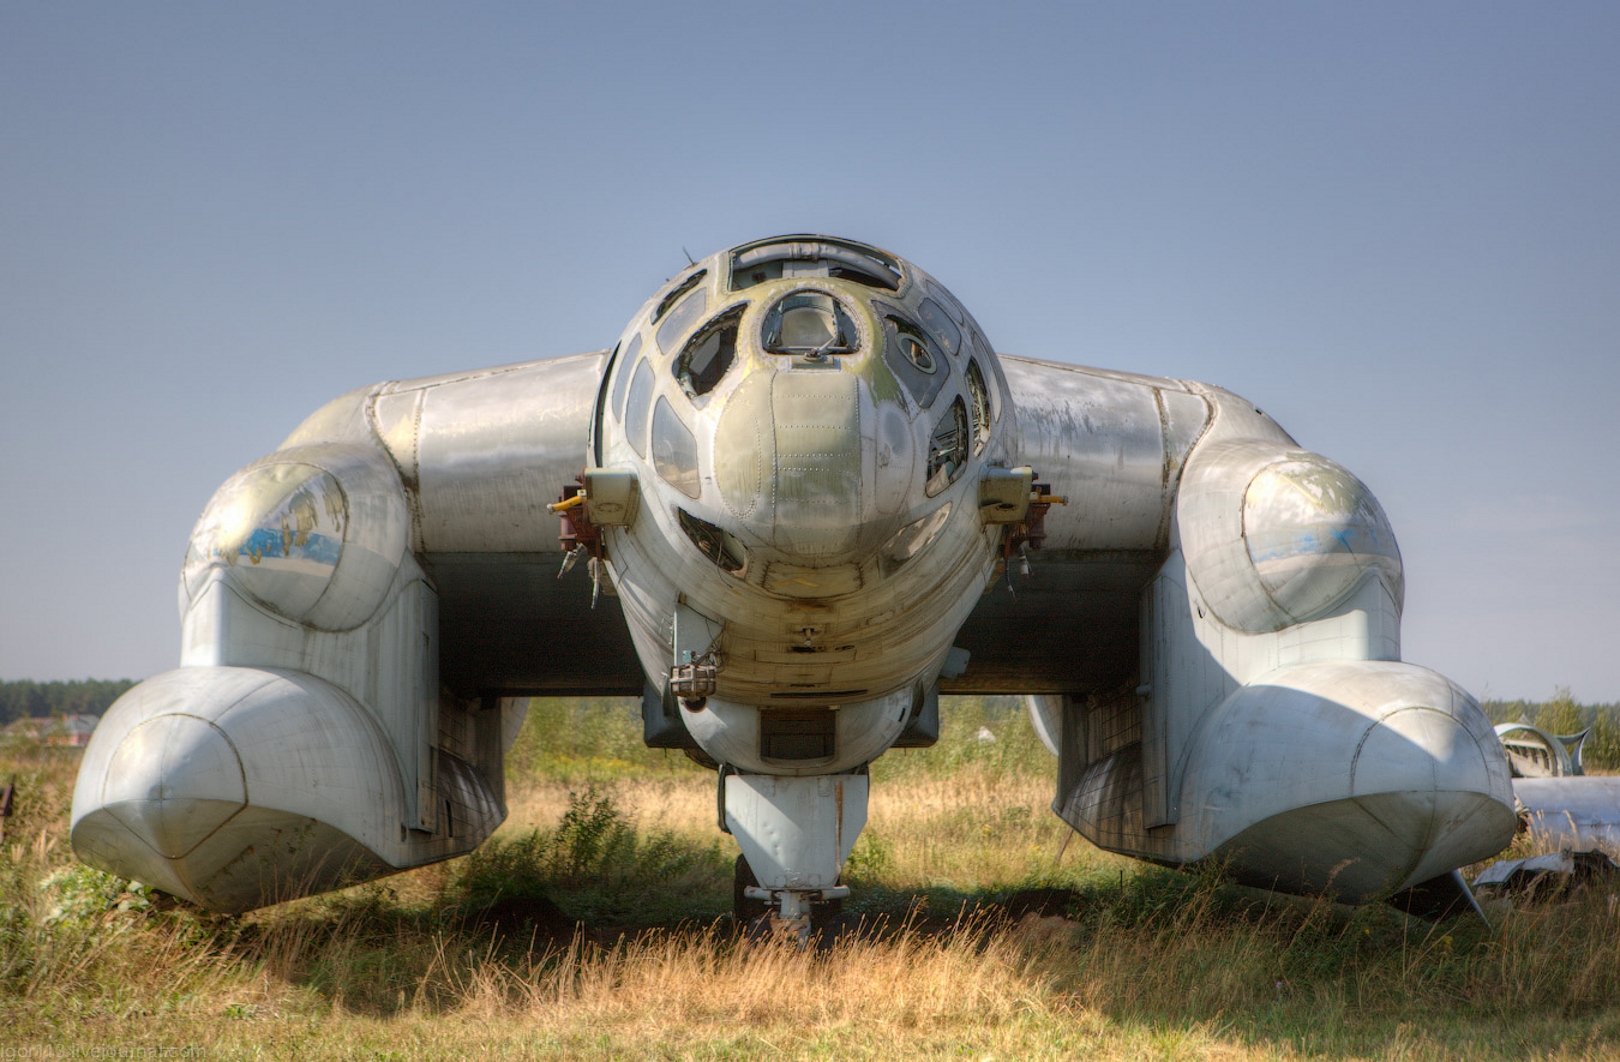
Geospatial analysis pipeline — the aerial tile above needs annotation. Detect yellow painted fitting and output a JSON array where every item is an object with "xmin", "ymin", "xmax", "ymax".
[{"xmin": 546, "ymin": 494, "xmax": 585, "ymax": 514}]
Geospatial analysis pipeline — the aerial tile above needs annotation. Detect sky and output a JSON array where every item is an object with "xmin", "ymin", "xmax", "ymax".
[{"xmin": 1, "ymin": 2, "xmax": 1616, "ymax": 702}]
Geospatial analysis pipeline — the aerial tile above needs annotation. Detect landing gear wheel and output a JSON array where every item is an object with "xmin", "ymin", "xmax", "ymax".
[
  {"xmin": 733, "ymin": 855, "xmax": 772, "ymax": 926},
  {"xmin": 822, "ymin": 879, "xmax": 844, "ymax": 918},
  {"xmin": 733, "ymin": 855, "xmax": 848, "ymax": 942}
]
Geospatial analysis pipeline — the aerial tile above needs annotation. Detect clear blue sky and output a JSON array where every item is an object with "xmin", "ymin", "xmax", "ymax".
[{"xmin": 2, "ymin": 2, "xmax": 1616, "ymax": 702}]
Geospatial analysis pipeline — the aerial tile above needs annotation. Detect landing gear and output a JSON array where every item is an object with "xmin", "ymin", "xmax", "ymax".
[
  {"xmin": 733, "ymin": 854, "xmax": 771, "ymax": 925},
  {"xmin": 732, "ymin": 855, "xmax": 848, "ymax": 943},
  {"xmin": 722, "ymin": 771, "xmax": 867, "ymax": 943}
]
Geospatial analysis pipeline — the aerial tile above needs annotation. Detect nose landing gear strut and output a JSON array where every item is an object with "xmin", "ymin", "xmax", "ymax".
[
  {"xmin": 733, "ymin": 854, "xmax": 847, "ymax": 943},
  {"xmin": 723, "ymin": 771, "xmax": 867, "ymax": 943}
]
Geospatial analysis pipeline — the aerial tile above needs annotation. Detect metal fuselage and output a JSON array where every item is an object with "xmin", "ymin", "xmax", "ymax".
[
  {"xmin": 595, "ymin": 241, "xmax": 1015, "ymax": 775},
  {"xmin": 68, "ymin": 235, "xmax": 1518, "ymax": 916}
]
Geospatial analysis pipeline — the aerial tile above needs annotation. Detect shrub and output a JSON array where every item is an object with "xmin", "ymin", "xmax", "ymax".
[{"xmin": 453, "ymin": 786, "xmax": 729, "ymax": 927}]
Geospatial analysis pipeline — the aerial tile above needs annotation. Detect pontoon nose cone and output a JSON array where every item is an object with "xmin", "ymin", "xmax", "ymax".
[
  {"xmin": 102, "ymin": 714, "xmax": 247, "ymax": 859},
  {"xmin": 1177, "ymin": 663, "xmax": 1517, "ymax": 902},
  {"xmin": 1352, "ymin": 706, "xmax": 1492, "ymax": 798},
  {"xmin": 1347, "ymin": 705, "xmax": 1512, "ymax": 884}
]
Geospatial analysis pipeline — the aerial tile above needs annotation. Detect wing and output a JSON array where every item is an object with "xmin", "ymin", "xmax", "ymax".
[
  {"xmin": 353, "ymin": 351, "xmax": 644, "ymax": 696},
  {"xmin": 949, "ymin": 355, "xmax": 1214, "ymax": 694}
]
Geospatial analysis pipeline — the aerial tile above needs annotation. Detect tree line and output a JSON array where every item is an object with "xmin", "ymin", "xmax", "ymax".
[
  {"xmin": 4, "ymin": 678, "xmax": 1618, "ymax": 771},
  {"xmin": 1482, "ymin": 687, "xmax": 1620, "ymax": 772},
  {"xmin": 0, "ymin": 680, "xmax": 136, "ymax": 727}
]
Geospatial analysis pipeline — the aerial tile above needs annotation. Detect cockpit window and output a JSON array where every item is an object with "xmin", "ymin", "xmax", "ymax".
[
  {"xmin": 674, "ymin": 306, "xmax": 743, "ymax": 398},
  {"xmin": 677, "ymin": 508, "xmax": 748, "ymax": 575},
  {"xmin": 656, "ymin": 282, "xmax": 711, "ymax": 357},
  {"xmin": 761, "ymin": 292, "xmax": 859, "ymax": 356},
  {"xmin": 611, "ymin": 332, "xmax": 642, "ymax": 422},
  {"xmin": 925, "ymin": 396, "xmax": 970, "ymax": 497},
  {"xmin": 652, "ymin": 397, "xmax": 701, "ymax": 499},
  {"xmin": 897, "ymin": 331, "xmax": 935, "ymax": 373},
  {"xmin": 920, "ymin": 275, "xmax": 971, "ymax": 328},
  {"xmin": 965, "ymin": 359, "xmax": 992, "ymax": 454},
  {"xmin": 652, "ymin": 269, "xmax": 706, "ymax": 324},
  {"xmin": 916, "ymin": 298, "xmax": 961, "ymax": 358},
  {"xmin": 729, "ymin": 237, "xmax": 902, "ymax": 292},
  {"xmin": 623, "ymin": 357, "xmax": 654, "ymax": 458},
  {"xmin": 878, "ymin": 309, "xmax": 950, "ymax": 408}
]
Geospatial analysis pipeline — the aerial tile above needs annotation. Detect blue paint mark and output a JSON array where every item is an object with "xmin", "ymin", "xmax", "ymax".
[
  {"xmin": 1247, "ymin": 524, "xmax": 1396, "ymax": 563},
  {"xmin": 237, "ymin": 528, "xmax": 342, "ymax": 566}
]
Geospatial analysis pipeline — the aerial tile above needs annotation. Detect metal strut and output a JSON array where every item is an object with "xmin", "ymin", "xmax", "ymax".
[
  {"xmin": 1000, "ymin": 478, "xmax": 1067, "ymax": 592},
  {"xmin": 742, "ymin": 885, "xmax": 851, "ymax": 943}
]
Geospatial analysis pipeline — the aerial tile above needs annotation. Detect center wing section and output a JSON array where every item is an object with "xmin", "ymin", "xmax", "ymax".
[
  {"xmin": 364, "ymin": 350, "xmax": 644, "ymax": 697},
  {"xmin": 947, "ymin": 355, "xmax": 1212, "ymax": 695}
]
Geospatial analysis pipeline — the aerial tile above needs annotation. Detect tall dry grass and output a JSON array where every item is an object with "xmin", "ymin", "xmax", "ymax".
[{"xmin": 6, "ymin": 702, "xmax": 1620, "ymax": 1059}]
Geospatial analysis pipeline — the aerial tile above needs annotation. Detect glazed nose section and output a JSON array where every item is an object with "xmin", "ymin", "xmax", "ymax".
[
  {"xmin": 769, "ymin": 370, "xmax": 864, "ymax": 559},
  {"xmin": 100, "ymin": 714, "xmax": 247, "ymax": 859},
  {"xmin": 716, "ymin": 366, "xmax": 900, "ymax": 566}
]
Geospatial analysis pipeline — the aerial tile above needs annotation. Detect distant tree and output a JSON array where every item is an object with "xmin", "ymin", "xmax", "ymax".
[
  {"xmin": 1481, "ymin": 699, "xmax": 1529, "ymax": 726},
  {"xmin": 0, "ymin": 680, "xmax": 136, "ymax": 724},
  {"xmin": 0, "ymin": 682, "xmax": 47, "ymax": 725},
  {"xmin": 1535, "ymin": 686, "xmax": 1584, "ymax": 738},
  {"xmin": 1587, "ymin": 708, "xmax": 1620, "ymax": 773}
]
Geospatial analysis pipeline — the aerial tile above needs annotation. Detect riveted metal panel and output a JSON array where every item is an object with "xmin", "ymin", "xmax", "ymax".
[
  {"xmin": 413, "ymin": 353, "xmax": 605, "ymax": 553},
  {"xmin": 771, "ymin": 371, "xmax": 862, "ymax": 559},
  {"xmin": 1002, "ymin": 356, "xmax": 1203, "ymax": 553}
]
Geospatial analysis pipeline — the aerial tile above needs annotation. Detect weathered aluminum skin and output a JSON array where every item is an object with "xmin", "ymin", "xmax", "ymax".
[
  {"xmin": 1513, "ymin": 777, "xmax": 1620, "ymax": 851},
  {"xmin": 1027, "ymin": 370, "xmax": 1513, "ymax": 901},
  {"xmin": 724, "ymin": 773, "xmax": 868, "ymax": 891},
  {"xmin": 72, "ymin": 234, "xmax": 1518, "ymax": 913},
  {"xmin": 951, "ymin": 359, "xmax": 1210, "ymax": 693},
  {"xmin": 591, "ymin": 243, "xmax": 1018, "ymax": 777}
]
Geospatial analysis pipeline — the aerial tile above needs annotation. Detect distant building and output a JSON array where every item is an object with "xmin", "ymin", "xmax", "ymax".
[
  {"xmin": 3, "ymin": 718, "xmax": 47, "ymax": 742},
  {"xmin": 3, "ymin": 714, "xmax": 99, "ymax": 747}
]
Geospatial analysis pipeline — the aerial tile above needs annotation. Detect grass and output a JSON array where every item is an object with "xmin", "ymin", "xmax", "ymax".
[{"xmin": 4, "ymin": 700, "xmax": 1620, "ymax": 1059}]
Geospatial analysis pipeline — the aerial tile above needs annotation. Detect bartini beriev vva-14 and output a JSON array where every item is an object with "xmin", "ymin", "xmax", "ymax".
[{"xmin": 72, "ymin": 235, "xmax": 1519, "ymax": 931}]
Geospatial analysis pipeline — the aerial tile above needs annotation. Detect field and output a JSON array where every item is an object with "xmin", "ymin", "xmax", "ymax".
[{"xmin": 4, "ymin": 698, "xmax": 1620, "ymax": 1060}]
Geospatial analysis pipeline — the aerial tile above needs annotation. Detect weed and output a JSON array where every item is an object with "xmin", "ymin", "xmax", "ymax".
[
  {"xmin": 7, "ymin": 699, "xmax": 1620, "ymax": 1058},
  {"xmin": 452, "ymin": 785, "xmax": 730, "ymax": 930},
  {"xmin": 844, "ymin": 830, "xmax": 893, "ymax": 883}
]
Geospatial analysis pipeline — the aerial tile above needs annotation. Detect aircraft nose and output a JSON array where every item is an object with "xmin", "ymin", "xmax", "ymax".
[
  {"xmin": 765, "ymin": 370, "xmax": 864, "ymax": 559},
  {"xmin": 100, "ymin": 714, "xmax": 248, "ymax": 860},
  {"xmin": 714, "ymin": 365, "xmax": 906, "ymax": 565}
]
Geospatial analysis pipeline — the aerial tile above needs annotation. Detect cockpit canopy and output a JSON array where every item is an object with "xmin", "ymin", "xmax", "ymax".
[
  {"xmin": 761, "ymin": 292, "xmax": 860, "ymax": 357},
  {"xmin": 727, "ymin": 236, "xmax": 903, "ymax": 292},
  {"xmin": 597, "ymin": 235, "xmax": 1007, "ymax": 555}
]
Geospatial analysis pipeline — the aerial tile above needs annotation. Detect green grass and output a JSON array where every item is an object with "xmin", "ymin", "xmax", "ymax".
[{"xmin": 5, "ymin": 700, "xmax": 1620, "ymax": 1059}]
